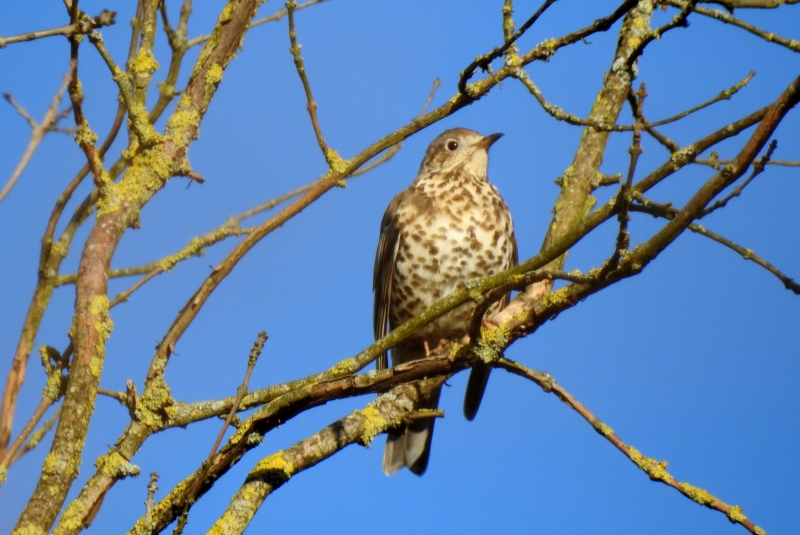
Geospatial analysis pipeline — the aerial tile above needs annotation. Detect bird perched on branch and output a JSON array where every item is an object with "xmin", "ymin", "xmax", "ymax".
[{"xmin": 373, "ymin": 128, "xmax": 517, "ymax": 476}]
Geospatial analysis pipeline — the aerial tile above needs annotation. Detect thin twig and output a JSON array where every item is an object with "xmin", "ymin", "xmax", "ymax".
[
  {"xmin": 702, "ymin": 0, "xmax": 800, "ymax": 8},
  {"xmin": 632, "ymin": 195, "xmax": 800, "ymax": 294},
  {"xmin": 626, "ymin": 0, "xmax": 699, "ymax": 68},
  {"xmin": 351, "ymin": 78, "xmax": 441, "ymax": 177},
  {"xmin": 700, "ymin": 139, "xmax": 779, "ymax": 217},
  {"xmin": 144, "ymin": 473, "xmax": 158, "ymax": 525},
  {"xmin": 616, "ymin": 84, "xmax": 647, "ymax": 262},
  {"xmin": 287, "ymin": 0, "xmax": 338, "ymax": 168},
  {"xmin": 0, "ymin": 10, "xmax": 116, "ymax": 48},
  {"xmin": 176, "ymin": 332, "xmax": 268, "ymax": 531},
  {"xmin": 497, "ymin": 358, "xmax": 767, "ymax": 535},
  {"xmin": 10, "ymin": 409, "xmax": 61, "ymax": 466},
  {"xmin": 1, "ymin": 346, "xmax": 68, "ymax": 469},
  {"xmin": 459, "ymin": 0, "xmax": 560, "ymax": 95},
  {"xmin": 0, "ymin": 65, "xmax": 74, "ymax": 204},
  {"xmin": 209, "ymin": 332, "xmax": 267, "ymax": 459},
  {"xmin": 186, "ymin": 0, "xmax": 326, "ymax": 48},
  {"xmin": 514, "ymin": 67, "xmax": 752, "ymax": 133},
  {"xmin": 671, "ymin": 0, "xmax": 800, "ymax": 53}
]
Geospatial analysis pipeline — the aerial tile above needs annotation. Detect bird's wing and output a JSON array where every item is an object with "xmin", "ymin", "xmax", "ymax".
[{"xmin": 373, "ymin": 192, "xmax": 404, "ymax": 370}]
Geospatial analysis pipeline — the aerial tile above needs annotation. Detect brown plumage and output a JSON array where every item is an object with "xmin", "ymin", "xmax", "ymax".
[{"xmin": 373, "ymin": 128, "xmax": 517, "ymax": 476}]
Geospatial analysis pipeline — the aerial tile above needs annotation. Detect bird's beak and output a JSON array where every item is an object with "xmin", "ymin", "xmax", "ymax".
[{"xmin": 475, "ymin": 132, "xmax": 504, "ymax": 150}]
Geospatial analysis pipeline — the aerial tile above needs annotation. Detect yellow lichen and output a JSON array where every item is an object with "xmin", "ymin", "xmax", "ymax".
[
  {"xmin": 474, "ymin": 324, "xmax": 511, "ymax": 364},
  {"xmin": 448, "ymin": 342, "xmax": 465, "ymax": 357},
  {"xmin": 130, "ymin": 48, "xmax": 159, "ymax": 76},
  {"xmin": 74, "ymin": 121, "xmax": 98, "ymax": 147},
  {"xmin": 96, "ymin": 451, "xmax": 140, "ymax": 479},
  {"xmin": 51, "ymin": 499, "xmax": 86, "ymax": 533},
  {"xmin": 539, "ymin": 287, "xmax": 570, "ymax": 309},
  {"xmin": 204, "ymin": 63, "xmax": 224, "ymax": 104},
  {"xmin": 596, "ymin": 422, "xmax": 614, "ymax": 436},
  {"xmin": 228, "ymin": 416, "xmax": 255, "ymax": 445},
  {"xmin": 628, "ymin": 446, "xmax": 669, "ymax": 482},
  {"xmin": 330, "ymin": 357, "xmax": 356, "ymax": 376},
  {"xmin": 325, "ymin": 148, "xmax": 350, "ymax": 183},
  {"xmin": 97, "ymin": 148, "xmax": 175, "ymax": 216},
  {"xmin": 360, "ymin": 406, "xmax": 387, "ymax": 447},
  {"xmin": 253, "ymin": 451, "xmax": 295, "ymax": 479},
  {"xmin": 158, "ymin": 238, "xmax": 206, "ymax": 272},
  {"xmin": 50, "ymin": 239, "xmax": 69, "ymax": 259},
  {"xmin": 727, "ymin": 505, "xmax": 748, "ymax": 524},
  {"xmin": 678, "ymin": 482, "xmax": 715, "ymax": 505},
  {"xmin": 136, "ymin": 376, "xmax": 173, "ymax": 428},
  {"xmin": 128, "ymin": 103, "xmax": 162, "ymax": 147},
  {"xmin": 89, "ymin": 295, "xmax": 113, "ymax": 363},
  {"xmin": 165, "ymin": 94, "xmax": 201, "ymax": 148}
]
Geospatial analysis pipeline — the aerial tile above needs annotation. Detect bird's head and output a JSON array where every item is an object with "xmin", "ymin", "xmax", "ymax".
[{"xmin": 418, "ymin": 128, "xmax": 503, "ymax": 177}]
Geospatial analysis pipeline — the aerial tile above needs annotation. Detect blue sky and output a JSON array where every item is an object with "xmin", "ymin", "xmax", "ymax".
[{"xmin": 1, "ymin": 1, "xmax": 799, "ymax": 533}]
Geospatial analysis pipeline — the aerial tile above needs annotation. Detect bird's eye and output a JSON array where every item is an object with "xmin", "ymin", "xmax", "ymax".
[{"xmin": 446, "ymin": 140, "xmax": 459, "ymax": 151}]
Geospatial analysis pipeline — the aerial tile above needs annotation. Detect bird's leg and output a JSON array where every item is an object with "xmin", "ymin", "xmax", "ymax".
[{"xmin": 423, "ymin": 339, "xmax": 450, "ymax": 357}]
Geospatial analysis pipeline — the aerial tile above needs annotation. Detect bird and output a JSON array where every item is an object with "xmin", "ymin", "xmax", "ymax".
[{"xmin": 373, "ymin": 127, "xmax": 517, "ymax": 476}]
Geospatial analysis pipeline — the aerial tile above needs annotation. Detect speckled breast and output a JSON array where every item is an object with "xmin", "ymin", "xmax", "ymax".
[{"xmin": 389, "ymin": 176, "xmax": 514, "ymax": 344}]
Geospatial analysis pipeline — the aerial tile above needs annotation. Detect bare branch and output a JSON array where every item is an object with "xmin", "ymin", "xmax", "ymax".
[
  {"xmin": 674, "ymin": 0, "xmax": 800, "ymax": 53},
  {"xmin": 459, "ymin": 0, "xmax": 560, "ymax": 95},
  {"xmin": 631, "ymin": 196, "xmax": 800, "ymax": 294},
  {"xmin": 700, "ymin": 138, "xmax": 779, "ymax": 216},
  {"xmin": 186, "ymin": 0, "xmax": 327, "ymax": 48},
  {"xmin": 287, "ymin": 0, "xmax": 339, "ymax": 169},
  {"xmin": 0, "ymin": 10, "xmax": 116, "ymax": 48},
  {"xmin": 497, "ymin": 358, "xmax": 767, "ymax": 534},
  {"xmin": 0, "ymin": 65, "xmax": 74, "ymax": 204}
]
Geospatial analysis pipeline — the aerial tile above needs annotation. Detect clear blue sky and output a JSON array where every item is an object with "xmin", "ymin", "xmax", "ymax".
[{"xmin": 1, "ymin": 1, "xmax": 799, "ymax": 533}]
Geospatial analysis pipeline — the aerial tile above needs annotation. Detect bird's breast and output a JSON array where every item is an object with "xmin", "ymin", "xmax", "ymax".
[{"xmin": 389, "ymin": 186, "xmax": 514, "ymax": 341}]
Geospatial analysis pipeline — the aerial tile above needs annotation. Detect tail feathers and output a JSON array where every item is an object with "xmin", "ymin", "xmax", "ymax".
[
  {"xmin": 382, "ymin": 430, "xmax": 405, "ymax": 476},
  {"xmin": 463, "ymin": 364, "xmax": 491, "ymax": 421},
  {"xmin": 382, "ymin": 386, "xmax": 441, "ymax": 476}
]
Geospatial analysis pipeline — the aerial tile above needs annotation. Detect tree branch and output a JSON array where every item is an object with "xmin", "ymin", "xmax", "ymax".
[
  {"xmin": 0, "ymin": 10, "xmax": 116, "ymax": 48},
  {"xmin": 497, "ymin": 358, "xmax": 767, "ymax": 534}
]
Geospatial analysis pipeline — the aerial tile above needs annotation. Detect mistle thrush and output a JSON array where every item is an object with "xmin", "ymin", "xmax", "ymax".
[{"xmin": 373, "ymin": 128, "xmax": 517, "ymax": 476}]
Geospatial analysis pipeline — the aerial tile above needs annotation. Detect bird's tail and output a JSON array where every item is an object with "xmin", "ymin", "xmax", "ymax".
[
  {"xmin": 382, "ymin": 385, "xmax": 441, "ymax": 476},
  {"xmin": 463, "ymin": 364, "xmax": 491, "ymax": 421}
]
